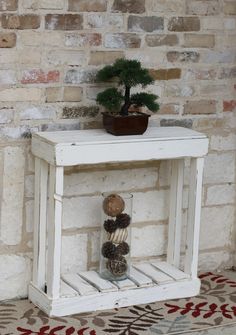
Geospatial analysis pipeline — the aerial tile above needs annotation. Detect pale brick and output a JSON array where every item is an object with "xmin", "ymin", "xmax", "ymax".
[
  {"xmin": 160, "ymin": 119, "xmax": 193, "ymax": 128},
  {"xmin": 202, "ymin": 17, "xmax": 224, "ymax": 30},
  {"xmin": 25, "ymin": 200, "xmax": 34, "ymax": 233},
  {"xmin": 159, "ymin": 160, "xmax": 171, "ymax": 187},
  {"xmin": 0, "ymin": 70, "xmax": 16, "ymax": 85},
  {"xmin": 198, "ymin": 250, "xmax": 232, "ymax": 271},
  {"xmin": 40, "ymin": 122, "xmax": 80, "ymax": 132},
  {"xmin": 19, "ymin": 31, "xmax": 63, "ymax": 47},
  {"xmin": 105, "ymin": 33, "xmax": 141, "ymax": 48},
  {"xmin": 202, "ymin": 50, "xmax": 236, "ymax": 63},
  {"xmin": 62, "ymin": 195, "xmax": 101, "ymax": 229},
  {"xmin": 146, "ymin": 34, "xmax": 178, "ymax": 47},
  {"xmin": 63, "ymin": 87, "xmax": 82, "ymax": 102},
  {"xmin": 149, "ymin": 68, "xmax": 181, "ymax": 80},
  {"xmin": 125, "ymin": 50, "xmax": 166, "ymax": 67},
  {"xmin": 166, "ymin": 85, "xmax": 195, "ymax": 97},
  {"xmin": 128, "ymin": 16, "xmax": 164, "ymax": 33},
  {"xmin": 204, "ymin": 152, "xmax": 235, "ymax": 184},
  {"xmin": 65, "ymin": 33, "xmax": 102, "ymax": 47},
  {"xmin": 90, "ymin": 230, "xmax": 100, "ymax": 263},
  {"xmin": 200, "ymin": 206, "xmax": 234, "ymax": 249},
  {"xmin": 0, "ymin": 108, "xmax": 14, "ymax": 124},
  {"xmin": 20, "ymin": 106, "xmax": 56, "ymax": 120},
  {"xmin": 0, "ymin": 147, "xmax": 25, "ymax": 245},
  {"xmin": 0, "ymin": 0, "xmax": 18, "ymax": 11},
  {"xmin": 43, "ymin": 32, "xmax": 64, "ymax": 46},
  {"xmin": 0, "ymin": 255, "xmax": 31, "ymax": 300},
  {"xmin": 224, "ymin": 1, "xmax": 236, "ymax": 15},
  {"xmin": 19, "ymin": 48, "xmax": 41, "ymax": 64},
  {"xmin": 186, "ymin": 1, "xmax": 220, "ymax": 16},
  {"xmin": 183, "ymin": 69, "xmax": 217, "ymax": 80},
  {"xmin": 65, "ymin": 69, "xmax": 97, "ymax": 84},
  {"xmin": 184, "ymin": 34, "xmax": 215, "ymax": 48},
  {"xmin": 64, "ymin": 168, "xmax": 158, "ymax": 196},
  {"xmin": 87, "ymin": 13, "xmax": 123, "ymax": 28},
  {"xmin": 224, "ymin": 18, "xmax": 236, "ymax": 30},
  {"xmin": 0, "ymin": 32, "xmax": 16, "ymax": 48},
  {"xmin": 206, "ymin": 184, "xmax": 235, "ymax": 206},
  {"xmin": 0, "ymin": 126, "xmax": 38, "ymax": 140},
  {"xmin": 184, "ymin": 100, "xmax": 216, "ymax": 114},
  {"xmin": 0, "ymin": 88, "xmax": 41, "ymax": 102},
  {"xmin": 24, "ymin": 175, "xmax": 34, "ymax": 198},
  {"xmin": 89, "ymin": 51, "xmax": 124, "ymax": 65},
  {"xmin": 133, "ymin": 190, "xmax": 169, "ymax": 222},
  {"xmin": 158, "ymin": 103, "xmax": 180, "ymax": 114},
  {"xmin": 68, "ymin": 0, "xmax": 107, "ymax": 12},
  {"xmin": 0, "ymin": 49, "xmax": 17, "ymax": 63},
  {"xmin": 167, "ymin": 51, "xmax": 200, "ymax": 63},
  {"xmin": 47, "ymin": 50, "xmax": 84, "ymax": 66},
  {"xmin": 86, "ymin": 86, "xmax": 106, "ymax": 100},
  {"xmin": 146, "ymin": 0, "xmax": 185, "ymax": 14},
  {"xmin": 131, "ymin": 225, "xmax": 168, "ymax": 257},
  {"xmin": 46, "ymin": 87, "xmax": 61, "ymax": 103},
  {"xmin": 199, "ymin": 84, "xmax": 228, "ymax": 96},
  {"xmin": 61, "ymin": 234, "xmax": 88, "ymax": 273},
  {"xmin": 210, "ymin": 133, "xmax": 236, "ymax": 151},
  {"xmin": 24, "ymin": 0, "xmax": 64, "ymax": 9}
]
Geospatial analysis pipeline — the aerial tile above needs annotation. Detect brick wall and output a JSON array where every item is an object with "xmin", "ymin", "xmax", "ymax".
[{"xmin": 0, "ymin": 0, "xmax": 235, "ymax": 300}]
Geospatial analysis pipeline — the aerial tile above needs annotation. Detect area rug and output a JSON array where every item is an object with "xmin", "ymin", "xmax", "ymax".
[{"xmin": 1, "ymin": 272, "xmax": 236, "ymax": 335}]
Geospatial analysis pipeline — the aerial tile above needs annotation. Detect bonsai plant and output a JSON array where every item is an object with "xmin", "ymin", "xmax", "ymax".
[{"xmin": 96, "ymin": 58, "xmax": 159, "ymax": 136}]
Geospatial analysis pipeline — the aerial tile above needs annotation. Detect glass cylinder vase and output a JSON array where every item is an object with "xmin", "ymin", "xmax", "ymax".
[{"xmin": 99, "ymin": 192, "xmax": 133, "ymax": 281}]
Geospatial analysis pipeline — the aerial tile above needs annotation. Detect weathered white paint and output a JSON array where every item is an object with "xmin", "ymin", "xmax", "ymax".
[{"xmin": 167, "ymin": 159, "xmax": 184, "ymax": 267}]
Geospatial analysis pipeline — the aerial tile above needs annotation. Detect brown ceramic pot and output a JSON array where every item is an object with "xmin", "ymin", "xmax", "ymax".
[{"xmin": 102, "ymin": 112, "xmax": 150, "ymax": 136}]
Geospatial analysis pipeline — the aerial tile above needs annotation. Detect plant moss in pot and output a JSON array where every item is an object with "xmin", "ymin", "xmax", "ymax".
[{"xmin": 96, "ymin": 59, "xmax": 159, "ymax": 136}]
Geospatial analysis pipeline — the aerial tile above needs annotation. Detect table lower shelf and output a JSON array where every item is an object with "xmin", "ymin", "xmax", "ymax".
[{"xmin": 29, "ymin": 261, "xmax": 201, "ymax": 317}]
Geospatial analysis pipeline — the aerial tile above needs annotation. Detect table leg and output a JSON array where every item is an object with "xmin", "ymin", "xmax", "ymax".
[
  {"xmin": 167, "ymin": 159, "xmax": 184, "ymax": 268},
  {"xmin": 47, "ymin": 165, "xmax": 64, "ymax": 299},
  {"xmin": 184, "ymin": 157, "xmax": 204, "ymax": 278},
  {"xmin": 33, "ymin": 158, "xmax": 48, "ymax": 291}
]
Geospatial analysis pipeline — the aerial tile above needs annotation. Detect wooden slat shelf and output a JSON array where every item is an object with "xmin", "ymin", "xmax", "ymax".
[
  {"xmin": 59, "ymin": 262, "xmax": 190, "ymax": 298},
  {"xmin": 29, "ymin": 127, "xmax": 209, "ymax": 316}
]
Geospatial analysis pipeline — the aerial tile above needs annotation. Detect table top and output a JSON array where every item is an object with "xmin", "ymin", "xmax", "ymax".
[
  {"xmin": 32, "ymin": 127, "xmax": 208, "ymax": 165},
  {"xmin": 33, "ymin": 127, "xmax": 207, "ymax": 146}
]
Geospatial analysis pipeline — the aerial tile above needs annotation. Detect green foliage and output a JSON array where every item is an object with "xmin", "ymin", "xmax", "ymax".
[
  {"xmin": 131, "ymin": 92, "xmax": 159, "ymax": 112},
  {"xmin": 96, "ymin": 88, "xmax": 123, "ymax": 112},
  {"xmin": 96, "ymin": 59, "xmax": 154, "ymax": 88},
  {"xmin": 96, "ymin": 58, "xmax": 159, "ymax": 115}
]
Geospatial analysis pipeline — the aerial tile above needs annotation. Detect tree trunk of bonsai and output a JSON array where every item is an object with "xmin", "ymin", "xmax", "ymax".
[{"xmin": 120, "ymin": 86, "xmax": 131, "ymax": 116}]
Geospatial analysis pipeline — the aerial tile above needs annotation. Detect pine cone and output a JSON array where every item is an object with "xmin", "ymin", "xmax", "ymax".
[
  {"xmin": 106, "ymin": 255, "xmax": 127, "ymax": 277},
  {"xmin": 101, "ymin": 241, "xmax": 116, "ymax": 259},
  {"xmin": 104, "ymin": 219, "xmax": 117, "ymax": 233},
  {"xmin": 116, "ymin": 242, "xmax": 130, "ymax": 255},
  {"xmin": 116, "ymin": 213, "xmax": 131, "ymax": 229}
]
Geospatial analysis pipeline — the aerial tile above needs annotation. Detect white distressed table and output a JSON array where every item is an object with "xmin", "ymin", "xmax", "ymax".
[{"xmin": 29, "ymin": 127, "xmax": 209, "ymax": 317}]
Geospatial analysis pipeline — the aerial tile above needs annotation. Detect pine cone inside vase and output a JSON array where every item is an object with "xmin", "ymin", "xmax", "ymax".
[
  {"xmin": 115, "ymin": 213, "xmax": 131, "ymax": 229},
  {"xmin": 104, "ymin": 219, "xmax": 117, "ymax": 233},
  {"xmin": 106, "ymin": 254, "xmax": 127, "ymax": 277},
  {"xmin": 116, "ymin": 241, "xmax": 130, "ymax": 255},
  {"xmin": 101, "ymin": 241, "xmax": 116, "ymax": 259}
]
